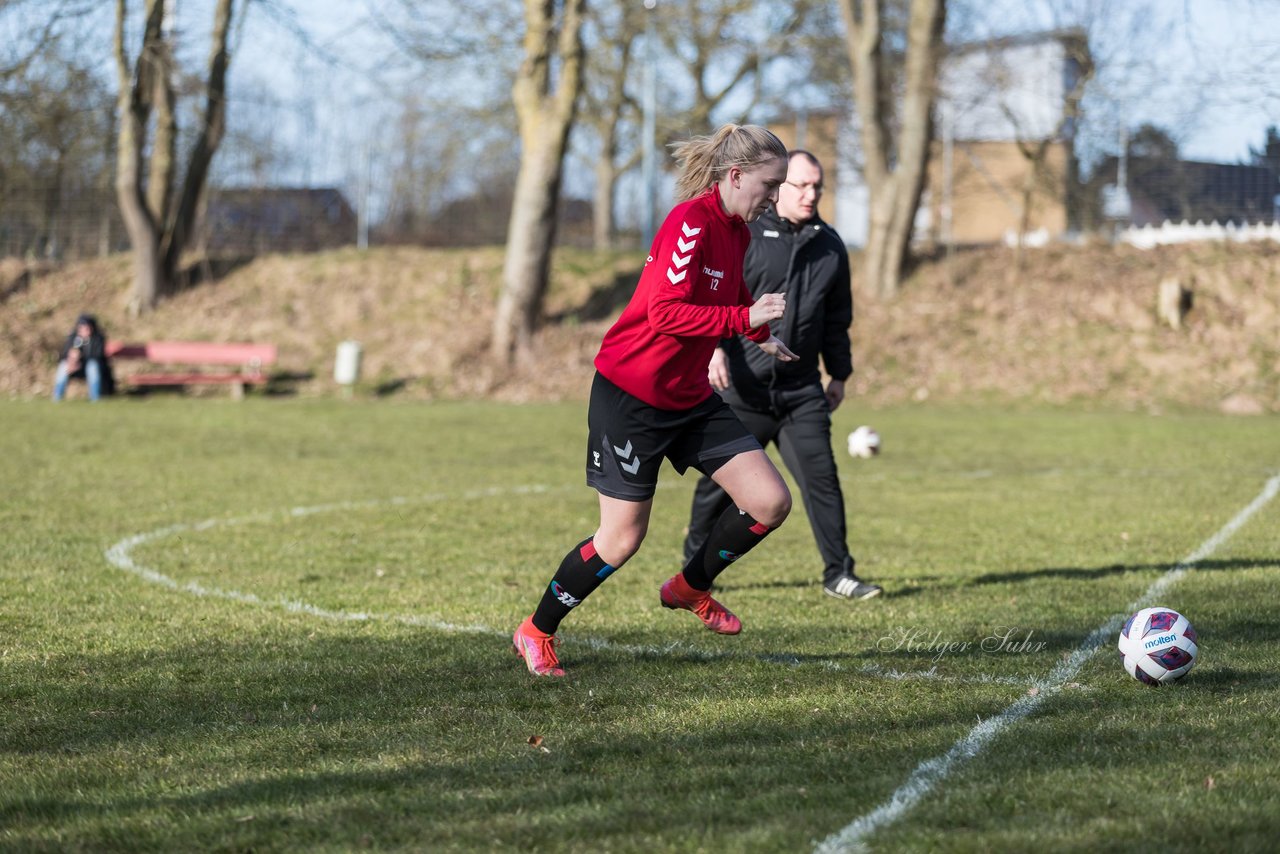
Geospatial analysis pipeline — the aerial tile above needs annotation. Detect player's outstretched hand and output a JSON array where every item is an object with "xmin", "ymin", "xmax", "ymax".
[
  {"xmin": 748, "ymin": 292, "xmax": 787, "ymax": 328},
  {"xmin": 757, "ymin": 335, "xmax": 798, "ymax": 362}
]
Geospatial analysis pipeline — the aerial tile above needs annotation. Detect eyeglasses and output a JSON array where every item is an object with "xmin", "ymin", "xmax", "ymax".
[{"xmin": 785, "ymin": 180, "xmax": 823, "ymax": 196}]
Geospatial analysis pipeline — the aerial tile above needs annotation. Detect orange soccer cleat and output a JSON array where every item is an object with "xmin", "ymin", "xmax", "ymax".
[
  {"xmin": 660, "ymin": 573, "xmax": 742, "ymax": 635},
  {"xmin": 513, "ymin": 616, "xmax": 566, "ymax": 677}
]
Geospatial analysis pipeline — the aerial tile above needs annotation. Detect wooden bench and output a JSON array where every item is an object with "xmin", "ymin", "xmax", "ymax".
[{"xmin": 106, "ymin": 340, "xmax": 277, "ymax": 399}]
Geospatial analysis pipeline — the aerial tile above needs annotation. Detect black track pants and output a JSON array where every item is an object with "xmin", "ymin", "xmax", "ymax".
[{"xmin": 684, "ymin": 383, "xmax": 854, "ymax": 584}]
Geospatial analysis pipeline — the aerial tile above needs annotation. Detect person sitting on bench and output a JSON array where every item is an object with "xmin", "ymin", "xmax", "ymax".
[{"xmin": 52, "ymin": 314, "xmax": 116, "ymax": 401}]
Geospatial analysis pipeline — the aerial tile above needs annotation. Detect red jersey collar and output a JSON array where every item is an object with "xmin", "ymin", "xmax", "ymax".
[{"xmin": 702, "ymin": 183, "xmax": 744, "ymax": 226}]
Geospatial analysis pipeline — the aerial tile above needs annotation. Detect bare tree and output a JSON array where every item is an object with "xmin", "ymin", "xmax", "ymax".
[
  {"xmin": 1010, "ymin": 40, "xmax": 1090, "ymax": 271},
  {"xmin": 579, "ymin": 0, "xmax": 642, "ymax": 249},
  {"xmin": 598, "ymin": 0, "xmax": 816, "ymax": 248},
  {"xmin": 491, "ymin": 0, "xmax": 587, "ymax": 364},
  {"xmin": 658, "ymin": 0, "xmax": 816, "ymax": 133},
  {"xmin": 841, "ymin": 0, "xmax": 947, "ymax": 298},
  {"xmin": 0, "ymin": 0, "xmax": 93, "ymax": 83},
  {"xmin": 960, "ymin": 31, "xmax": 1093, "ymax": 271},
  {"xmin": 660, "ymin": 0, "xmax": 764, "ymax": 130},
  {"xmin": 113, "ymin": 0, "xmax": 237, "ymax": 314},
  {"xmin": 580, "ymin": 0, "xmax": 804, "ymax": 252},
  {"xmin": 1249, "ymin": 125, "xmax": 1280, "ymax": 174},
  {"xmin": 1, "ymin": 6, "xmax": 116, "ymax": 260}
]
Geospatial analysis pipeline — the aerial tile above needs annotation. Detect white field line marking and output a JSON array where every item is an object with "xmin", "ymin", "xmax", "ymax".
[
  {"xmin": 102, "ymin": 485, "xmax": 1019, "ymax": 687},
  {"xmin": 814, "ymin": 473, "xmax": 1280, "ymax": 854},
  {"xmin": 104, "ymin": 485, "xmax": 561, "ymax": 637}
]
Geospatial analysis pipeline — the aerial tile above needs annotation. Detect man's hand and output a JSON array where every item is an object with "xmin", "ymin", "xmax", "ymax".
[
  {"xmin": 748, "ymin": 292, "xmax": 787, "ymax": 328},
  {"xmin": 707, "ymin": 347, "xmax": 730, "ymax": 391},
  {"xmin": 825, "ymin": 378, "xmax": 846, "ymax": 411},
  {"xmin": 757, "ymin": 335, "xmax": 798, "ymax": 362}
]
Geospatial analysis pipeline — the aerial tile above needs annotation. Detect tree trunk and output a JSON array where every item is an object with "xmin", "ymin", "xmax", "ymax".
[
  {"xmin": 165, "ymin": 0, "xmax": 233, "ymax": 279},
  {"xmin": 1005, "ymin": 33, "xmax": 1092, "ymax": 278},
  {"xmin": 842, "ymin": 0, "xmax": 946, "ymax": 298},
  {"xmin": 593, "ymin": 154, "xmax": 617, "ymax": 250},
  {"xmin": 495, "ymin": 145, "xmax": 566, "ymax": 357},
  {"xmin": 113, "ymin": 0, "xmax": 235, "ymax": 314},
  {"xmin": 491, "ymin": 0, "xmax": 586, "ymax": 364},
  {"xmin": 114, "ymin": 0, "xmax": 164, "ymax": 314},
  {"xmin": 584, "ymin": 0, "xmax": 640, "ymax": 252},
  {"xmin": 1012, "ymin": 144, "xmax": 1045, "ymax": 277},
  {"xmin": 146, "ymin": 39, "xmax": 176, "ymax": 250}
]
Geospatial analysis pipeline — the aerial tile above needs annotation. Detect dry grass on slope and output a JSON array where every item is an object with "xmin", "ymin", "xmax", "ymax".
[
  {"xmin": 849, "ymin": 241, "xmax": 1280, "ymax": 413},
  {"xmin": 1, "ymin": 247, "xmax": 643, "ymax": 402},
  {"xmin": 3, "ymin": 241, "xmax": 1277, "ymax": 412}
]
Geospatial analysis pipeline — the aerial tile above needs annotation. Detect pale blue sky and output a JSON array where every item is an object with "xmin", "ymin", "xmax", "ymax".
[
  {"xmin": 216, "ymin": 0, "xmax": 1280, "ymax": 190},
  {"xmin": 1126, "ymin": 0, "xmax": 1280, "ymax": 162}
]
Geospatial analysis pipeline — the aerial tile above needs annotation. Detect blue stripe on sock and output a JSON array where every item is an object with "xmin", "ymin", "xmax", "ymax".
[{"xmin": 595, "ymin": 563, "xmax": 617, "ymax": 580}]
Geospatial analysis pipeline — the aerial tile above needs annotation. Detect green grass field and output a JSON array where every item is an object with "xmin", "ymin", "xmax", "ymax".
[{"xmin": 2, "ymin": 398, "xmax": 1278, "ymax": 852}]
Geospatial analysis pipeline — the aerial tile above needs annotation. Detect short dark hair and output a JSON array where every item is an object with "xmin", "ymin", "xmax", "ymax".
[{"xmin": 788, "ymin": 149, "xmax": 822, "ymax": 168}]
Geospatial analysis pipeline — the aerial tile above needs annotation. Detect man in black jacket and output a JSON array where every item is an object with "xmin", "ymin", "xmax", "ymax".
[
  {"xmin": 52, "ymin": 314, "xmax": 115, "ymax": 401},
  {"xmin": 683, "ymin": 150, "xmax": 882, "ymax": 601}
]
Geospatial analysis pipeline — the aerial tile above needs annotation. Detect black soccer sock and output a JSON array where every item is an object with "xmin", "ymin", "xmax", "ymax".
[
  {"xmin": 530, "ymin": 537, "xmax": 617, "ymax": 635},
  {"xmin": 681, "ymin": 505, "xmax": 773, "ymax": 591}
]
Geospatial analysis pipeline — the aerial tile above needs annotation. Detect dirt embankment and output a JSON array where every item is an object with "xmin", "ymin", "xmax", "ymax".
[{"xmin": 2, "ymin": 241, "xmax": 1277, "ymax": 412}]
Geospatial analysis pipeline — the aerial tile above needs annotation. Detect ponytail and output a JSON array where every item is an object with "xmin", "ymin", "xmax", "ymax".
[{"xmin": 670, "ymin": 124, "xmax": 788, "ymax": 202}]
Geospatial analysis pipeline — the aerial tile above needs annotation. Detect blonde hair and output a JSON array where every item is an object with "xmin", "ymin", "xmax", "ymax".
[{"xmin": 670, "ymin": 124, "xmax": 788, "ymax": 203}]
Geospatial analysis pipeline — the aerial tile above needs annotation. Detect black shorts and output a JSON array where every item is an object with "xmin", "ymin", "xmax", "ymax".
[{"xmin": 585, "ymin": 372, "xmax": 762, "ymax": 501}]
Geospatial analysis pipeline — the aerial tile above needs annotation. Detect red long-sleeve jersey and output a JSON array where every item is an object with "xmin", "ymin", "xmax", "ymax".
[{"xmin": 595, "ymin": 186, "xmax": 771, "ymax": 410}]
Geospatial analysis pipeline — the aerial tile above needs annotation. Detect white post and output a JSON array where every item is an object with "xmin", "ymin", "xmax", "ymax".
[{"xmin": 334, "ymin": 340, "xmax": 362, "ymax": 398}]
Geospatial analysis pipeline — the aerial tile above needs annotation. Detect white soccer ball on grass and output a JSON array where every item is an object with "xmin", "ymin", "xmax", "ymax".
[
  {"xmin": 1117, "ymin": 606, "xmax": 1198, "ymax": 685},
  {"xmin": 847, "ymin": 425, "xmax": 881, "ymax": 459}
]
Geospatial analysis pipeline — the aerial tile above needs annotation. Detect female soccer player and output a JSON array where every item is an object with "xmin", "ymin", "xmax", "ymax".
[{"xmin": 514, "ymin": 124, "xmax": 797, "ymax": 676}]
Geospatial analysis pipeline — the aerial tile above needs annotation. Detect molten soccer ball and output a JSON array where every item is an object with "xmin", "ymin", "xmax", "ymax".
[
  {"xmin": 1118, "ymin": 607, "xmax": 1198, "ymax": 685},
  {"xmin": 847, "ymin": 425, "xmax": 881, "ymax": 458}
]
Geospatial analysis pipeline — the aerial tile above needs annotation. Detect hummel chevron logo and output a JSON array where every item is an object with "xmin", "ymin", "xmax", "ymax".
[
  {"xmin": 668, "ymin": 225, "xmax": 697, "ymax": 287},
  {"xmin": 613, "ymin": 439, "xmax": 641, "ymax": 474}
]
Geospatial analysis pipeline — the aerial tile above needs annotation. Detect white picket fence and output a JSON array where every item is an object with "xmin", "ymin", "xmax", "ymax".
[
  {"xmin": 999, "ymin": 220, "xmax": 1280, "ymax": 250},
  {"xmin": 1116, "ymin": 219, "xmax": 1280, "ymax": 250}
]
